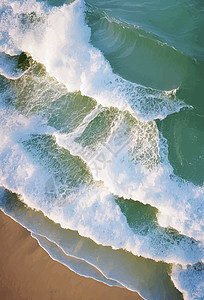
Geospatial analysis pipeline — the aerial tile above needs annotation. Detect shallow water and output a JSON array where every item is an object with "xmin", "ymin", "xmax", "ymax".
[{"xmin": 0, "ymin": 0, "xmax": 203, "ymax": 299}]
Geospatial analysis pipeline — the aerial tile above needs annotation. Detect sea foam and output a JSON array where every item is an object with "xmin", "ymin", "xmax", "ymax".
[
  {"xmin": 0, "ymin": 1, "xmax": 203, "ymax": 299},
  {"xmin": 0, "ymin": 0, "xmax": 186, "ymax": 121}
]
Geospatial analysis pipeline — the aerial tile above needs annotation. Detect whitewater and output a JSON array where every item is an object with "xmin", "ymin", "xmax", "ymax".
[{"xmin": 0, "ymin": 0, "xmax": 203, "ymax": 299}]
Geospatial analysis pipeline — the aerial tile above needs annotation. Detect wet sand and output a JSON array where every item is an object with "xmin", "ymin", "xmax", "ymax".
[{"xmin": 0, "ymin": 210, "xmax": 143, "ymax": 300}]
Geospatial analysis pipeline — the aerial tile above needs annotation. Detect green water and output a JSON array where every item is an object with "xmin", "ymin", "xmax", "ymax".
[
  {"xmin": 0, "ymin": 0, "xmax": 203, "ymax": 299},
  {"xmin": 86, "ymin": 0, "xmax": 204, "ymax": 186}
]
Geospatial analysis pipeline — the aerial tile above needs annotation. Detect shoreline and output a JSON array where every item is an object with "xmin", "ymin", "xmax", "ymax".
[{"xmin": 0, "ymin": 210, "xmax": 144, "ymax": 300}]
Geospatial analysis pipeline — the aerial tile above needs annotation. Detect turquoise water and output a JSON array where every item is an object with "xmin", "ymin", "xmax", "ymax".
[{"xmin": 0, "ymin": 0, "xmax": 203, "ymax": 299}]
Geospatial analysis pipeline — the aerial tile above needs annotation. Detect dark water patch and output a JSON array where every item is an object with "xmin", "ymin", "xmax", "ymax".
[
  {"xmin": 46, "ymin": 92, "xmax": 96, "ymax": 133},
  {"xmin": 157, "ymin": 109, "xmax": 204, "ymax": 186},
  {"xmin": 87, "ymin": 8, "xmax": 192, "ymax": 91},
  {"xmin": 36, "ymin": 0, "xmax": 74, "ymax": 7},
  {"xmin": 0, "ymin": 75, "xmax": 14, "ymax": 106},
  {"xmin": 75, "ymin": 107, "xmax": 119, "ymax": 148},
  {"xmin": 23, "ymin": 134, "xmax": 93, "ymax": 190},
  {"xmin": 86, "ymin": 0, "xmax": 204, "ymax": 60},
  {"xmin": 115, "ymin": 197, "xmax": 158, "ymax": 235},
  {"xmin": 177, "ymin": 60, "xmax": 204, "ymax": 113},
  {"xmin": 115, "ymin": 196, "xmax": 202, "ymax": 262},
  {"xmin": 17, "ymin": 52, "xmax": 33, "ymax": 71}
]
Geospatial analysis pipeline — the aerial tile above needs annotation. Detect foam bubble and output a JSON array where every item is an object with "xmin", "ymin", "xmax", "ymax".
[
  {"xmin": 54, "ymin": 112, "xmax": 204, "ymax": 244},
  {"xmin": 0, "ymin": 101, "xmax": 203, "ymax": 266},
  {"xmin": 0, "ymin": 1, "xmax": 203, "ymax": 298},
  {"xmin": 0, "ymin": 52, "xmax": 26, "ymax": 79},
  {"xmin": 172, "ymin": 263, "xmax": 204, "ymax": 300},
  {"xmin": 0, "ymin": 196, "xmax": 182, "ymax": 300},
  {"xmin": 0, "ymin": 0, "xmax": 186, "ymax": 121}
]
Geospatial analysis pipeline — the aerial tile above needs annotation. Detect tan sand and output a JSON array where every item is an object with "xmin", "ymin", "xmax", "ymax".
[{"xmin": 0, "ymin": 210, "xmax": 143, "ymax": 300}]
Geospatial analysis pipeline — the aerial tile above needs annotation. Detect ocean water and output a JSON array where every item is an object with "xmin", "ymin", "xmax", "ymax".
[{"xmin": 0, "ymin": 0, "xmax": 203, "ymax": 299}]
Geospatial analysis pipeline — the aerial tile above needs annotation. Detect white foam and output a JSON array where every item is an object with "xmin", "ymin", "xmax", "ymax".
[
  {"xmin": 0, "ymin": 103, "xmax": 203, "ymax": 266},
  {"xmin": 0, "ymin": 205, "xmax": 174, "ymax": 300},
  {"xmin": 0, "ymin": 62, "xmax": 203, "ymax": 266},
  {"xmin": 0, "ymin": 0, "xmax": 186, "ymax": 121},
  {"xmin": 0, "ymin": 52, "xmax": 27, "ymax": 79},
  {"xmin": 54, "ymin": 114, "xmax": 204, "ymax": 245},
  {"xmin": 0, "ymin": 1, "xmax": 203, "ymax": 298},
  {"xmin": 172, "ymin": 263, "xmax": 204, "ymax": 300},
  {"xmin": 0, "ymin": 108, "xmax": 138, "ymax": 256}
]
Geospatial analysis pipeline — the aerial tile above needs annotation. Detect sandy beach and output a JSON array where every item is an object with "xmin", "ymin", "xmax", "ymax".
[{"xmin": 0, "ymin": 210, "xmax": 143, "ymax": 300}]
